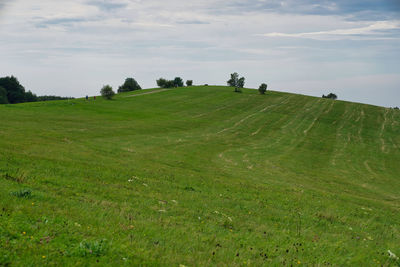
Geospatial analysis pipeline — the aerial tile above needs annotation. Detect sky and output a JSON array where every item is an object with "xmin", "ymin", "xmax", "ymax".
[{"xmin": 0, "ymin": 0, "xmax": 399, "ymax": 107}]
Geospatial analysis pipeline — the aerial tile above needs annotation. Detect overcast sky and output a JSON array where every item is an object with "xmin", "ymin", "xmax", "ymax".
[{"xmin": 0, "ymin": 0, "xmax": 399, "ymax": 107}]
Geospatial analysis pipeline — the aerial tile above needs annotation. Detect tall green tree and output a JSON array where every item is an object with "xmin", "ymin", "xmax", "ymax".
[
  {"xmin": 173, "ymin": 77, "xmax": 184, "ymax": 87},
  {"xmin": 118, "ymin": 78, "xmax": 141, "ymax": 93},
  {"xmin": 0, "ymin": 86, "xmax": 8, "ymax": 104},
  {"xmin": 0, "ymin": 76, "xmax": 26, "ymax": 103},
  {"xmin": 227, "ymin": 72, "xmax": 245, "ymax": 92}
]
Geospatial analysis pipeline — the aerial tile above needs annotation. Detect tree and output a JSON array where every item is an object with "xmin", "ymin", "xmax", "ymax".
[
  {"xmin": 24, "ymin": 91, "xmax": 38, "ymax": 102},
  {"xmin": 118, "ymin": 77, "xmax": 141, "ymax": 93},
  {"xmin": 156, "ymin": 77, "xmax": 182, "ymax": 88},
  {"xmin": 0, "ymin": 76, "xmax": 26, "ymax": 104},
  {"xmin": 186, "ymin": 80, "xmax": 193, "ymax": 86},
  {"xmin": 173, "ymin": 77, "xmax": 184, "ymax": 87},
  {"xmin": 258, "ymin": 83, "xmax": 267, "ymax": 95},
  {"xmin": 100, "ymin": 85, "xmax": 115, "ymax": 100},
  {"xmin": 0, "ymin": 86, "xmax": 8, "ymax": 104},
  {"xmin": 157, "ymin": 78, "xmax": 167, "ymax": 88},
  {"xmin": 238, "ymin": 77, "xmax": 245, "ymax": 89},
  {"xmin": 227, "ymin": 72, "xmax": 245, "ymax": 92},
  {"xmin": 322, "ymin": 93, "xmax": 337, "ymax": 100}
]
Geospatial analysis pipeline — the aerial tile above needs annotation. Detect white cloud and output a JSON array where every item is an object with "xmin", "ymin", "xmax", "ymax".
[{"xmin": 258, "ymin": 20, "xmax": 400, "ymax": 40}]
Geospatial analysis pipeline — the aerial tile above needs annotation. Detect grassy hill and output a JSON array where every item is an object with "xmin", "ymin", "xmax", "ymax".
[{"xmin": 1, "ymin": 86, "xmax": 399, "ymax": 266}]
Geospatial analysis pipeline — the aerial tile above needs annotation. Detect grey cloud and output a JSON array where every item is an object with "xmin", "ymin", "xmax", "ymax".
[
  {"xmin": 0, "ymin": 0, "xmax": 10, "ymax": 11},
  {"xmin": 176, "ymin": 20, "xmax": 210, "ymax": 25},
  {"xmin": 225, "ymin": 0, "xmax": 400, "ymax": 20},
  {"xmin": 86, "ymin": 0, "xmax": 128, "ymax": 11},
  {"xmin": 35, "ymin": 17, "xmax": 87, "ymax": 28}
]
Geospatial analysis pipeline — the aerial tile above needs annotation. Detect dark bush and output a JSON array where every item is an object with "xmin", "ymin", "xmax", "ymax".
[
  {"xmin": 258, "ymin": 83, "xmax": 268, "ymax": 94},
  {"xmin": 322, "ymin": 93, "xmax": 337, "ymax": 100},
  {"xmin": 118, "ymin": 78, "xmax": 141, "ymax": 93},
  {"xmin": 100, "ymin": 85, "xmax": 115, "ymax": 100},
  {"xmin": 11, "ymin": 189, "xmax": 32, "ymax": 198},
  {"xmin": 186, "ymin": 80, "xmax": 193, "ymax": 86}
]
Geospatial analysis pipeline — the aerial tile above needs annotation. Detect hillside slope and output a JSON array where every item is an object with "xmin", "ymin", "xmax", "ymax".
[{"xmin": 0, "ymin": 86, "xmax": 399, "ymax": 266}]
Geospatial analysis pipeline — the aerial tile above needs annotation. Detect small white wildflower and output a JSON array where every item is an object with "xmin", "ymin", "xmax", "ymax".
[
  {"xmin": 128, "ymin": 179, "xmax": 133, "ymax": 182},
  {"xmin": 143, "ymin": 183, "xmax": 148, "ymax": 187},
  {"xmin": 214, "ymin": 211, "xmax": 219, "ymax": 214},
  {"xmin": 172, "ymin": 200, "xmax": 178, "ymax": 204},
  {"xmin": 158, "ymin": 209, "xmax": 166, "ymax": 212},
  {"xmin": 198, "ymin": 217, "xmax": 201, "ymax": 220},
  {"xmin": 388, "ymin": 250, "xmax": 399, "ymax": 260}
]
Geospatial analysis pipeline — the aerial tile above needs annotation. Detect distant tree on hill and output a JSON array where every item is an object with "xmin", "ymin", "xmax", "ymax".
[
  {"xmin": 322, "ymin": 93, "xmax": 337, "ymax": 100},
  {"xmin": 0, "ymin": 75, "xmax": 74, "ymax": 104},
  {"xmin": 157, "ymin": 77, "xmax": 184, "ymax": 88},
  {"xmin": 156, "ymin": 78, "xmax": 167, "ymax": 88},
  {"xmin": 394, "ymin": 107, "xmax": 399, "ymax": 110},
  {"xmin": 258, "ymin": 83, "xmax": 268, "ymax": 95},
  {"xmin": 37, "ymin": 95, "xmax": 74, "ymax": 101},
  {"xmin": 0, "ymin": 86, "xmax": 8, "ymax": 104},
  {"xmin": 24, "ymin": 91, "xmax": 38, "ymax": 102},
  {"xmin": 186, "ymin": 80, "xmax": 193, "ymax": 86},
  {"xmin": 173, "ymin": 77, "xmax": 184, "ymax": 87},
  {"xmin": 118, "ymin": 78, "xmax": 141, "ymax": 93},
  {"xmin": 0, "ymin": 76, "xmax": 27, "ymax": 104},
  {"xmin": 100, "ymin": 85, "xmax": 115, "ymax": 100},
  {"xmin": 165, "ymin": 80, "xmax": 175, "ymax": 88},
  {"xmin": 227, "ymin": 72, "xmax": 245, "ymax": 93}
]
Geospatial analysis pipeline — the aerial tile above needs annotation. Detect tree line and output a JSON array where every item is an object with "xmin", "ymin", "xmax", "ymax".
[
  {"xmin": 101, "ymin": 73, "xmax": 271, "ymax": 100},
  {"xmin": 101, "ymin": 77, "xmax": 194, "ymax": 99},
  {"xmin": 0, "ymin": 76, "xmax": 74, "ymax": 104}
]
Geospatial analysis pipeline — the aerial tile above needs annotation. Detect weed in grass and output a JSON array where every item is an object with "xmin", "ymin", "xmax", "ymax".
[
  {"xmin": 184, "ymin": 186, "xmax": 195, "ymax": 191},
  {"xmin": 76, "ymin": 239, "xmax": 108, "ymax": 257},
  {"xmin": 222, "ymin": 219, "xmax": 234, "ymax": 230},
  {"xmin": 11, "ymin": 188, "xmax": 32, "ymax": 198},
  {"xmin": 2, "ymin": 170, "xmax": 27, "ymax": 184}
]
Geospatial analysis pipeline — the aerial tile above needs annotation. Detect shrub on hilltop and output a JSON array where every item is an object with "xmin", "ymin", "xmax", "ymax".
[
  {"xmin": 258, "ymin": 83, "xmax": 268, "ymax": 95},
  {"xmin": 118, "ymin": 78, "xmax": 141, "ymax": 93},
  {"xmin": 100, "ymin": 85, "xmax": 115, "ymax": 100},
  {"xmin": 322, "ymin": 93, "xmax": 337, "ymax": 100}
]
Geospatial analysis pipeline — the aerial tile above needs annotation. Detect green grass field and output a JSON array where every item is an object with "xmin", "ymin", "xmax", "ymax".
[{"xmin": 1, "ymin": 86, "xmax": 399, "ymax": 266}]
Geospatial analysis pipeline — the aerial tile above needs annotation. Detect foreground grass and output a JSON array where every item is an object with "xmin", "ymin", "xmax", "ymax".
[{"xmin": 0, "ymin": 86, "xmax": 399, "ymax": 266}]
